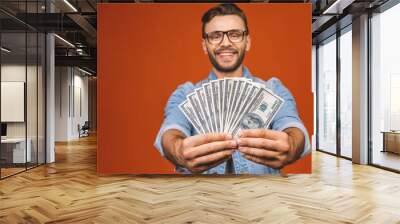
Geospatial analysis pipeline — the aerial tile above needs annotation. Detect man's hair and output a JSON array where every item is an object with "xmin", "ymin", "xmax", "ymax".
[{"xmin": 201, "ymin": 3, "xmax": 249, "ymax": 38}]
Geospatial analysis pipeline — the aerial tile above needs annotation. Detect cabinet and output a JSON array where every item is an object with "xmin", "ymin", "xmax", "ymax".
[{"xmin": 382, "ymin": 131, "xmax": 400, "ymax": 154}]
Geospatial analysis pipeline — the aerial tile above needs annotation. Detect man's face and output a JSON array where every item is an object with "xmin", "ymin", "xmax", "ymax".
[{"xmin": 202, "ymin": 15, "xmax": 251, "ymax": 73}]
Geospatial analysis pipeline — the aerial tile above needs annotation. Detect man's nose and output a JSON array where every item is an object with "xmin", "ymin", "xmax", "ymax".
[{"xmin": 220, "ymin": 33, "xmax": 232, "ymax": 47}]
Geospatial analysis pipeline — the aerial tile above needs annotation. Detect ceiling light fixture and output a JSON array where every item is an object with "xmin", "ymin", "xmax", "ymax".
[
  {"xmin": 1, "ymin": 47, "xmax": 11, "ymax": 53},
  {"xmin": 54, "ymin": 34, "xmax": 75, "ymax": 48},
  {"xmin": 63, "ymin": 0, "xmax": 78, "ymax": 12},
  {"xmin": 78, "ymin": 67, "xmax": 93, "ymax": 76},
  {"xmin": 322, "ymin": 0, "xmax": 354, "ymax": 15}
]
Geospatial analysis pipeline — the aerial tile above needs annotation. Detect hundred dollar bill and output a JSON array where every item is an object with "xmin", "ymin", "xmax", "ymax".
[
  {"xmin": 179, "ymin": 99, "xmax": 204, "ymax": 134},
  {"xmin": 210, "ymin": 80, "xmax": 221, "ymax": 132},
  {"xmin": 195, "ymin": 87, "xmax": 213, "ymax": 133},
  {"xmin": 203, "ymin": 83, "xmax": 217, "ymax": 133},
  {"xmin": 229, "ymin": 85, "xmax": 261, "ymax": 134},
  {"xmin": 223, "ymin": 78, "xmax": 234, "ymax": 132},
  {"xmin": 226, "ymin": 79, "xmax": 245, "ymax": 131},
  {"xmin": 228, "ymin": 83, "xmax": 259, "ymax": 133},
  {"xmin": 225, "ymin": 79, "xmax": 239, "ymax": 132},
  {"xmin": 187, "ymin": 92, "xmax": 210, "ymax": 133},
  {"xmin": 232, "ymin": 87, "xmax": 284, "ymax": 135},
  {"xmin": 218, "ymin": 79, "xmax": 225, "ymax": 132}
]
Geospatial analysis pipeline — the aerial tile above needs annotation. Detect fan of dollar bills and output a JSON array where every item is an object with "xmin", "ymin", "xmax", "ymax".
[{"xmin": 179, "ymin": 78, "xmax": 285, "ymax": 136}]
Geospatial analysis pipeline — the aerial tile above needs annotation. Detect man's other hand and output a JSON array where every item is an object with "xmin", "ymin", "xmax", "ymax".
[
  {"xmin": 174, "ymin": 133, "xmax": 237, "ymax": 173},
  {"xmin": 237, "ymin": 128, "xmax": 304, "ymax": 169}
]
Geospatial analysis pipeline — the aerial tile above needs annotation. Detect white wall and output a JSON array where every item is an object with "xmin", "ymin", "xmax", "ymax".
[
  {"xmin": 72, "ymin": 73, "xmax": 89, "ymax": 138},
  {"xmin": 55, "ymin": 66, "xmax": 70, "ymax": 141},
  {"xmin": 1, "ymin": 64, "xmax": 25, "ymax": 81},
  {"xmin": 55, "ymin": 67, "xmax": 89, "ymax": 141}
]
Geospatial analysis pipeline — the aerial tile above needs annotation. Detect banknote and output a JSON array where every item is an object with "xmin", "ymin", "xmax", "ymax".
[
  {"xmin": 228, "ymin": 84, "xmax": 259, "ymax": 134},
  {"xmin": 233, "ymin": 87, "xmax": 284, "ymax": 135},
  {"xmin": 203, "ymin": 83, "xmax": 217, "ymax": 133},
  {"xmin": 227, "ymin": 80, "xmax": 252, "ymax": 133},
  {"xmin": 179, "ymin": 100, "xmax": 203, "ymax": 134},
  {"xmin": 210, "ymin": 80, "xmax": 221, "ymax": 132},
  {"xmin": 179, "ymin": 78, "xmax": 284, "ymax": 136},
  {"xmin": 218, "ymin": 79, "xmax": 225, "ymax": 132},
  {"xmin": 223, "ymin": 78, "xmax": 234, "ymax": 132},
  {"xmin": 187, "ymin": 92, "xmax": 210, "ymax": 133},
  {"xmin": 195, "ymin": 87, "xmax": 213, "ymax": 133},
  {"xmin": 225, "ymin": 79, "xmax": 239, "ymax": 132}
]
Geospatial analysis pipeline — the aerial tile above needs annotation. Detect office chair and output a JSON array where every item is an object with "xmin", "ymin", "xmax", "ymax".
[{"xmin": 79, "ymin": 121, "xmax": 90, "ymax": 138}]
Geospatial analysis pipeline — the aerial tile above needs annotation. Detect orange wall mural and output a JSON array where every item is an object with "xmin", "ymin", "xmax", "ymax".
[{"xmin": 98, "ymin": 3, "xmax": 312, "ymax": 174}]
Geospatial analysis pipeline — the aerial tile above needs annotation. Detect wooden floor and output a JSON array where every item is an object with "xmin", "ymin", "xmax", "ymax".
[
  {"xmin": 1, "ymin": 167, "xmax": 26, "ymax": 178},
  {"xmin": 372, "ymin": 151, "xmax": 400, "ymax": 171},
  {"xmin": 1, "ymin": 135, "xmax": 400, "ymax": 224}
]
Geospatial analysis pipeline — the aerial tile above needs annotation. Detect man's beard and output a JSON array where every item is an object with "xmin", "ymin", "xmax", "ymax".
[{"xmin": 207, "ymin": 47, "xmax": 246, "ymax": 73}]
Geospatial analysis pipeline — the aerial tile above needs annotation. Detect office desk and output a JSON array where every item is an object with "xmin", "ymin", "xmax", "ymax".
[
  {"xmin": 381, "ymin": 131, "xmax": 400, "ymax": 154},
  {"xmin": 1, "ymin": 138, "xmax": 31, "ymax": 164}
]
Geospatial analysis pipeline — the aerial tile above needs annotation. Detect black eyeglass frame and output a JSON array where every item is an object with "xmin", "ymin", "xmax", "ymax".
[{"xmin": 203, "ymin": 29, "xmax": 248, "ymax": 45}]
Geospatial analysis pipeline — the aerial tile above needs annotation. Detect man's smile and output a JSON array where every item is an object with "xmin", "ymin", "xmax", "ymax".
[{"xmin": 215, "ymin": 50, "xmax": 238, "ymax": 62}]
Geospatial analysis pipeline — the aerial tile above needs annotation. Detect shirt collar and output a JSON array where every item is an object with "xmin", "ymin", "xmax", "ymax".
[{"xmin": 207, "ymin": 66, "xmax": 252, "ymax": 80}]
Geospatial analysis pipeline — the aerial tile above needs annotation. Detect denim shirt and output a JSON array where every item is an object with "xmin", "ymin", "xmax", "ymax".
[{"xmin": 154, "ymin": 67, "xmax": 310, "ymax": 174}]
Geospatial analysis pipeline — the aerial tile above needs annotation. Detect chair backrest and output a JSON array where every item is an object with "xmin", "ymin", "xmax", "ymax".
[{"xmin": 82, "ymin": 121, "xmax": 90, "ymax": 129}]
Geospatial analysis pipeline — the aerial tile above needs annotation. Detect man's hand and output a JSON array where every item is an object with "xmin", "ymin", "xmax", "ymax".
[
  {"xmin": 237, "ymin": 128, "xmax": 305, "ymax": 169},
  {"xmin": 162, "ymin": 130, "xmax": 237, "ymax": 173}
]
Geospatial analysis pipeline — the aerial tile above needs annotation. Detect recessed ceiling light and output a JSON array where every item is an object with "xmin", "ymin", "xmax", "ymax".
[{"xmin": 63, "ymin": 0, "xmax": 78, "ymax": 12}]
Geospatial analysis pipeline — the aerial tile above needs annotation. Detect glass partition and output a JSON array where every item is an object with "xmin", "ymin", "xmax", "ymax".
[
  {"xmin": 1, "ymin": 30, "xmax": 28, "ymax": 177},
  {"xmin": 38, "ymin": 32, "xmax": 45, "ymax": 165},
  {"xmin": 317, "ymin": 35, "xmax": 337, "ymax": 155},
  {"xmin": 339, "ymin": 27, "xmax": 352, "ymax": 158},
  {"xmin": 27, "ymin": 30, "xmax": 38, "ymax": 169},
  {"xmin": 371, "ymin": 3, "xmax": 400, "ymax": 171},
  {"xmin": 0, "ymin": 1, "xmax": 46, "ymax": 179}
]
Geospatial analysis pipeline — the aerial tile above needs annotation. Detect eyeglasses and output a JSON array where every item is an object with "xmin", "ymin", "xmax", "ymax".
[{"xmin": 204, "ymin": 29, "xmax": 247, "ymax": 45}]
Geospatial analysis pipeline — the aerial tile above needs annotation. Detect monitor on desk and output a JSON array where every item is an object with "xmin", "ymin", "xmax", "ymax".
[{"xmin": 1, "ymin": 123, "xmax": 7, "ymax": 138}]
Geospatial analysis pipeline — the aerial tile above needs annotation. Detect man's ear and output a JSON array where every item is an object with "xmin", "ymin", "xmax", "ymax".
[
  {"xmin": 202, "ymin": 39, "xmax": 208, "ymax": 55},
  {"xmin": 245, "ymin": 35, "xmax": 251, "ymax": 51}
]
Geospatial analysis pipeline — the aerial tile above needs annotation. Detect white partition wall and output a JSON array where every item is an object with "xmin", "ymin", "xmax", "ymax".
[{"xmin": 55, "ymin": 67, "xmax": 89, "ymax": 142}]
